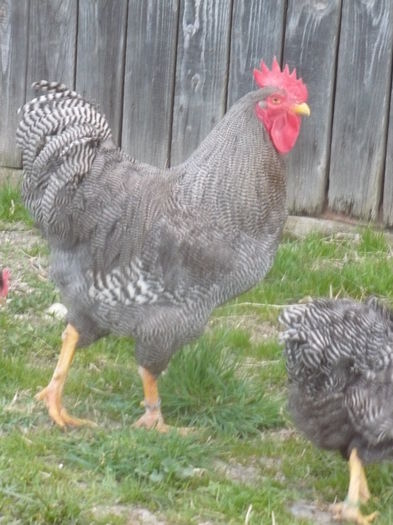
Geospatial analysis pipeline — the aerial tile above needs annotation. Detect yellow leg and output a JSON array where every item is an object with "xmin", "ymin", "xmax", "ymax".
[
  {"xmin": 133, "ymin": 366, "xmax": 193, "ymax": 435},
  {"xmin": 331, "ymin": 448, "xmax": 378, "ymax": 525},
  {"xmin": 133, "ymin": 366, "xmax": 169, "ymax": 432},
  {"xmin": 358, "ymin": 460, "xmax": 371, "ymax": 504},
  {"xmin": 35, "ymin": 324, "xmax": 96, "ymax": 428}
]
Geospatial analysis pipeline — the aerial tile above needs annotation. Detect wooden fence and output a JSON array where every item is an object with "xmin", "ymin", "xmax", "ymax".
[{"xmin": 1, "ymin": 0, "xmax": 393, "ymax": 225}]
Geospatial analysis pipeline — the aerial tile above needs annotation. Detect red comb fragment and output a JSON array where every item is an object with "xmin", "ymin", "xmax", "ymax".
[
  {"xmin": 253, "ymin": 57, "xmax": 308, "ymax": 101},
  {"xmin": 0, "ymin": 268, "xmax": 10, "ymax": 298}
]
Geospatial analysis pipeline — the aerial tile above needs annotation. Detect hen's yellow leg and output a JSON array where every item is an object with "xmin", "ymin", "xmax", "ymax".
[
  {"xmin": 134, "ymin": 366, "xmax": 169, "ymax": 432},
  {"xmin": 36, "ymin": 324, "xmax": 96, "ymax": 428},
  {"xmin": 134, "ymin": 366, "xmax": 193, "ymax": 435},
  {"xmin": 358, "ymin": 458, "xmax": 371, "ymax": 504},
  {"xmin": 331, "ymin": 448, "xmax": 378, "ymax": 525}
]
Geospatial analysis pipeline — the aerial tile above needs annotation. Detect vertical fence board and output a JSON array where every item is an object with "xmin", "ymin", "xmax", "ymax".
[
  {"xmin": 0, "ymin": 0, "xmax": 28, "ymax": 168},
  {"xmin": 284, "ymin": 0, "xmax": 341, "ymax": 215},
  {"xmin": 227, "ymin": 0, "xmax": 285, "ymax": 108},
  {"xmin": 3, "ymin": 0, "xmax": 393, "ymax": 227},
  {"xmin": 383, "ymin": 84, "xmax": 393, "ymax": 226},
  {"xmin": 26, "ymin": 0, "xmax": 76, "ymax": 98},
  {"xmin": 76, "ymin": 0, "xmax": 128, "ymax": 146},
  {"xmin": 122, "ymin": 0, "xmax": 179, "ymax": 166},
  {"xmin": 170, "ymin": 0, "xmax": 232, "ymax": 166},
  {"xmin": 328, "ymin": 0, "xmax": 393, "ymax": 220}
]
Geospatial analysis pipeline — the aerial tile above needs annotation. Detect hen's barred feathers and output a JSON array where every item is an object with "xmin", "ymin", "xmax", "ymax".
[
  {"xmin": 17, "ymin": 82, "xmax": 112, "ymax": 236},
  {"xmin": 14, "ymin": 61, "xmax": 312, "ymax": 431},
  {"xmin": 280, "ymin": 298, "xmax": 393, "ymax": 462},
  {"xmin": 17, "ymin": 81, "xmax": 110, "ymax": 176},
  {"xmin": 88, "ymin": 260, "xmax": 167, "ymax": 306},
  {"xmin": 17, "ymin": 79, "xmax": 289, "ymax": 376}
]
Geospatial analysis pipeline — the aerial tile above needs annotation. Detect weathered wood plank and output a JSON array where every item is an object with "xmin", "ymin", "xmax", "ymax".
[
  {"xmin": 383, "ymin": 82, "xmax": 393, "ymax": 226},
  {"xmin": 0, "ymin": 0, "xmax": 28, "ymax": 168},
  {"xmin": 227, "ymin": 0, "xmax": 285, "ymax": 108},
  {"xmin": 0, "ymin": 167, "xmax": 22, "ymax": 187},
  {"xmin": 122, "ymin": 0, "xmax": 179, "ymax": 166},
  {"xmin": 2, "ymin": 0, "xmax": 393, "ymax": 227},
  {"xmin": 76, "ymin": 0, "xmax": 128, "ymax": 146},
  {"xmin": 170, "ymin": 0, "xmax": 232, "ymax": 166},
  {"xmin": 284, "ymin": 0, "xmax": 341, "ymax": 215},
  {"xmin": 26, "ymin": 0, "xmax": 77, "ymax": 98},
  {"xmin": 329, "ymin": 0, "xmax": 393, "ymax": 220}
]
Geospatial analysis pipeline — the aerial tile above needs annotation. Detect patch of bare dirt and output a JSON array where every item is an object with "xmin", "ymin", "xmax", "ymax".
[
  {"xmin": 214, "ymin": 455, "xmax": 284, "ymax": 486},
  {"xmin": 0, "ymin": 227, "xmax": 48, "ymax": 293},
  {"xmin": 210, "ymin": 314, "xmax": 278, "ymax": 344},
  {"xmin": 259, "ymin": 428, "xmax": 298, "ymax": 441},
  {"xmin": 289, "ymin": 500, "xmax": 336, "ymax": 524},
  {"xmin": 90, "ymin": 505, "xmax": 167, "ymax": 525}
]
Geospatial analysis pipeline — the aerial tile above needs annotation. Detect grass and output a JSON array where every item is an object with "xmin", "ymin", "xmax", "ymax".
[
  {"xmin": 0, "ymin": 182, "xmax": 32, "ymax": 226},
  {"xmin": 1, "ymin": 188, "xmax": 393, "ymax": 523}
]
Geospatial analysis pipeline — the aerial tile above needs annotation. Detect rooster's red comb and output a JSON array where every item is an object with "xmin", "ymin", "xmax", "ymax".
[{"xmin": 253, "ymin": 57, "xmax": 308, "ymax": 101}]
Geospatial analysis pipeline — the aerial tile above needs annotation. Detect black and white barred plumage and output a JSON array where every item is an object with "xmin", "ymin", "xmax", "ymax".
[
  {"xmin": 17, "ymin": 81, "xmax": 286, "ymax": 376},
  {"xmin": 280, "ymin": 297, "xmax": 393, "ymax": 463}
]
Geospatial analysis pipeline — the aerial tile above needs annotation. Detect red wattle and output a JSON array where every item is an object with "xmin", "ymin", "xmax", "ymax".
[
  {"xmin": 257, "ymin": 106, "xmax": 301, "ymax": 155},
  {"xmin": 270, "ymin": 113, "xmax": 300, "ymax": 154}
]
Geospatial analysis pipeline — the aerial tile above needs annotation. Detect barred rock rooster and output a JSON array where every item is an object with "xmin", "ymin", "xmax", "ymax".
[
  {"xmin": 280, "ymin": 297, "xmax": 393, "ymax": 525},
  {"xmin": 0, "ymin": 268, "xmax": 10, "ymax": 305},
  {"xmin": 17, "ymin": 59, "xmax": 309, "ymax": 431}
]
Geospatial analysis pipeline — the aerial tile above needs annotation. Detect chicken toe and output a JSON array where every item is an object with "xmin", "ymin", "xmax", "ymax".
[
  {"xmin": 331, "ymin": 502, "xmax": 378, "ymax": 525},
  {"xmin": 36, "ymin": 324, "xmax": 96, "ymax": 428},
  {"xmin": 133, "ymin": 409, "xmax": 169, "ymax": 432},
  {"xmin": 135, "ymin": 366, "xmax": 193, "ymax": 435},
  {"xmin": 330, "ymin": 449, "xmax": 377, "ymax": 525}
]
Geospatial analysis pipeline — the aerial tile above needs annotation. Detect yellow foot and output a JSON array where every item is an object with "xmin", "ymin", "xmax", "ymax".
[
  {"xmin": 331, "ymin": 502, "xmax": 378, "ymax": 525},
  {"xmin": 35, "ymin": 386, "xmax": 97, "ymax": 428},
  {"xmin": 134, "ymin": 410, "xmax": 170, "ymax": 433},
  {"xmin": 133, "ymin": 410, "xmax": 193, "ymax": 435}
]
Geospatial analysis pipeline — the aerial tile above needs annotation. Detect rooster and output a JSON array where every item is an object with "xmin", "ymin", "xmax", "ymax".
[
  {"xmin": 280, "ymin": 297, "xmax": 393, "ymax": 525},
  {"xmin": 17, "ymin": 59, "xmax": 309, "ymax": 431},
  {"xmin": 0, "ymin": 268, "xmax": 10, "ymax": 305}
]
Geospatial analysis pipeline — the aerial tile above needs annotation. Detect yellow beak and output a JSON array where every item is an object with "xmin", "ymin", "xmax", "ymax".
[{"xmin": 293, "ymin": 102, "xmax": 311, "ymax": 117}]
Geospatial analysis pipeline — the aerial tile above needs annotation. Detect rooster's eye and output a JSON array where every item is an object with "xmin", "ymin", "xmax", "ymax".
[{"xmin": 271, "ymin": 96, "xmax": 281, "ymax": 105}]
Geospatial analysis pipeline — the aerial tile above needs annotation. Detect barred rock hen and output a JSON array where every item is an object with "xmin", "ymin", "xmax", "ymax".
[
  {"xmin": 280, "ymin": 297, "xmax": 393, "ymax": 525},
  {"xmin": 17, "ymin": 59, "xmax": 309, "ymax": 431}
]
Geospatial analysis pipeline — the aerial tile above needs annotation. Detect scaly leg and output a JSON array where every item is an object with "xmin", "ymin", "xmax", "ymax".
[
  {"xmin": 35, "ymin": 324, "xmax": 96, "ymax": 428},
  {"xmin": 133, "ymin": 366, "xmax": 193, "ymax": 434},
  {"xmin": 133, "ymin": 366, "xmax": 170, "ymax": 432},
  {"xmin": 331, "ymin": 448, "xmax": 378, "ymax": 525},
  {"xmin": 358, "ymin": 459, "xmax": 371, "ymax": 504}
]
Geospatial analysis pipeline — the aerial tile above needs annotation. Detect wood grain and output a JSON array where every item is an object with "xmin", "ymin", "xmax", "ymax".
[
  {"xmin": 122, "ymin": 0, "xmax": 179, "ymax": 166},
  {"xmin": 76, "ymin": 0, "xmax": 128, "ymax": 146},
  {"xmin": 170, "ymin": 0, "xmax": 232, "ymax": 166},
  {"xmin": 227, "ymin": 0, "xmax": 285, "ymax": 108},
  {"xmin": 383, "ymin": 84, "xmax": 393, "ymax": 226},
  {"xmin": 284, "ymin": 0, "xmax": 342, "ymax": 215},
  {"xmin": 328, "ymin": 0, "xmax": 393, "ymax": 220},
  {"xmin": 26, "ymin": 0, "xmax": 77, "ymax": 98},
  {"xmin": 0, "ymin": 0, "xmax": 28, "ymax": 167},
  {"xmin": 2, "ymin": 0, "xmax": 393, "ymax": 226}
]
